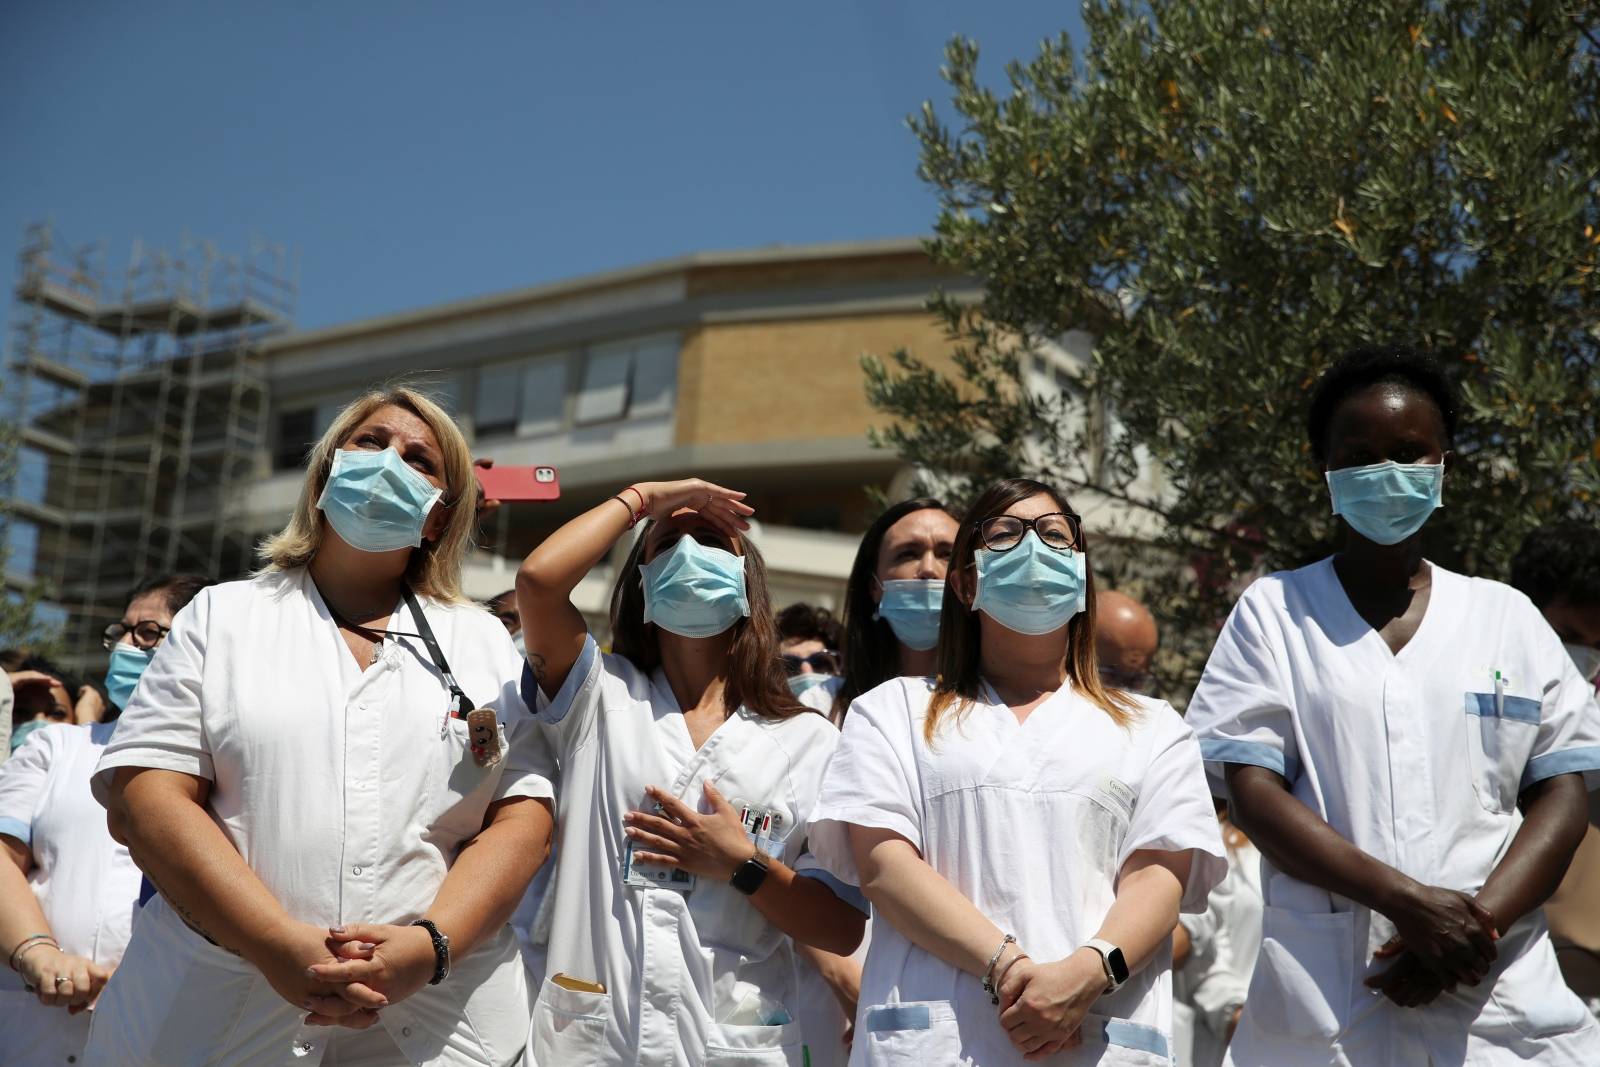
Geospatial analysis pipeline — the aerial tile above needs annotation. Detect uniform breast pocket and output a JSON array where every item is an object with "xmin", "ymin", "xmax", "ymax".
[
  {"xmin": 1463, "ymin": 691, "xmax": 1541, "ymax": 814},
  {"xmin": 427, "ymin": 718, "xmax": 503, "ymax": 836},
  {"xmin": 532, "ymin": 976, "xmax": 610, "ymax": 1060}
]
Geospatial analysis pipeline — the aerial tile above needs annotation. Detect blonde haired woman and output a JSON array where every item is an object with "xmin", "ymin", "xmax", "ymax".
[
  {"xmin": 86, "ymin": 387, "xmax": 556, "ymax": 1067},
  {"xmin": 808, "ymin": 478, "xmax": 1225, "ymax": 1066}
]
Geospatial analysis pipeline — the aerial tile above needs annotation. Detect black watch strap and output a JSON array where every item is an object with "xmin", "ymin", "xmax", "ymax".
[
  {"xmin": 729, "ymin": 851, "xmax": 770, "ymax": 896},
  {"xmin": 412, "ymin": 919, "xmax": 450, "ymax": 985}
]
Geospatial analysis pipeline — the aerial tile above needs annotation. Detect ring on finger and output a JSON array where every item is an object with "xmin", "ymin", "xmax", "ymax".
[{"xmin": 54, "ymin": 977, "xmax": 70, "ymax": 987}]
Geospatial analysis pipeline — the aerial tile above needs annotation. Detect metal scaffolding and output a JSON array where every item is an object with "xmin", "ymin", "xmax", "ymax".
[{"xmin": 1, "ymin": 221, "xmax": 296, "ymax": 670}]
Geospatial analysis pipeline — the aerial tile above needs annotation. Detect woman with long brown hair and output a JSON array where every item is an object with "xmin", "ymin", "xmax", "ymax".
[
  {"xmin": 515, "ymin": 478, "xmax": 867, "ymax": 1066},
  {"xmin": 808, "ymin": 477, "xmax": 1224, "ymax": 1065}
]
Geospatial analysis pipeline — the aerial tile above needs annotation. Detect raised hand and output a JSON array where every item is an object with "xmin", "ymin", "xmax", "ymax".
[{"xmin": 632, "ymin": 480, "xmax": 754, "ymax": 539}]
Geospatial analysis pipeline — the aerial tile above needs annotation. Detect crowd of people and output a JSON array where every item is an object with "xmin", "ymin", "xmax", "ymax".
[{"xmin": 1, "ymin": 343, "xmax": 1598, "ymax": 1066}]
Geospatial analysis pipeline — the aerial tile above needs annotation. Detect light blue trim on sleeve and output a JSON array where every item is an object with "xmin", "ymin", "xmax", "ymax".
[
  {"xmin": 795, "ymin": 867, "xmax": 870, "ymax": 916},
  {"xmin": 1199, "ymin": 738, "xmax": 1299, "ymax": 783},
  {"xmin": 521, "ymin": 635, "xmax": 597, "ymax": 725},
  {"xmin": 1523, "ymin": 746, "xmax": 1600, "ymax": 788},
  {"xmin": 865, "ymin": 1005, "xmax": 930, "ymax": 1033},
  {"xmin": 0, "ymin": 816, "xmax": 30, "ymax": 846},
  {"xmin": 1465, "ymin": 692, "xmax": 1542, "ymax": 725}
]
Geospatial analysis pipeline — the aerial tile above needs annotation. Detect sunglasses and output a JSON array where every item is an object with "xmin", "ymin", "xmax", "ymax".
[{"xmin": 781, "ymin": 651, "xmax": 840, "ymax": 676}]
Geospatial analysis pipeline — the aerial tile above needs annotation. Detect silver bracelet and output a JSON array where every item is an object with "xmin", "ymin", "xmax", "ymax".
[{"xmin": 982, "ymin": 934, "xmax": 1017, "ymax": 1004}]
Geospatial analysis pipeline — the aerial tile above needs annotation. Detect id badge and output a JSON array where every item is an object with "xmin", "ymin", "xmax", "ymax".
[
  {"xmin": 622, "ymin": 838, "xmax": 697, "ymax": 893},
  {"xmin": 466, "ymin": 707, "xmax": 502, "ymax": 767},
  {"xmin": 622, "ymin": 800, "xmax": 697, "ymax": 893}
]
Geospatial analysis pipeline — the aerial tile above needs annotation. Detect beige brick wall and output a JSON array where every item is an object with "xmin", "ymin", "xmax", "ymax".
[{"xmin": 675, "ymin": 312, "xmax": 955, "ymax": 446}]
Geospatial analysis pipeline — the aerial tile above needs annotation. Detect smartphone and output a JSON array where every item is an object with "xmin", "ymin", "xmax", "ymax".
[{"xmin": 473, "ymin": 464, "xmax": 560, "ymax": 502}]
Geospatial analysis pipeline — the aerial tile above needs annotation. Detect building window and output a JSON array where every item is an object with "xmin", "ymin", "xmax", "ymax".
[
  {"xmin": 518, "ymin": 356, "xmax": 569, "ymax": 436},
  {"xmin": 474, "ymin": 362, "xmax": 522, "ymax": 438},
  {"xmin": 574, "ymin": 345, "xmax": 633, "ymax": 424},
  {"xmin": 5, "ymin": 519, "xmax": 39, "ymax": 579},
  {"xmin": 275, "ymin": 408, "xmax": 318, "ymax": 470}
]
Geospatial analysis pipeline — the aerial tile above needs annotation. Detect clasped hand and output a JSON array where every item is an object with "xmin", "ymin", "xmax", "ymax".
[
  {"xmin": 993, "ymin": 947, "xmax": 1106, "ymax": 1061},
  {"xmin": 256, "ymin": 920, "xmax": 439, "ymax": 1029},
  {"xmin": 1365, "ymin": 882, "xmax": 1498, "ymax": 1009}
]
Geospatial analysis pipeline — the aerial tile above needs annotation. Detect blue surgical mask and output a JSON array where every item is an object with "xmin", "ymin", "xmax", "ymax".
[
  {"xmin": 875, "ymin": 579, "xmax": 943, "ymax": 651},
  {"xmin": 641, "ymin": 536, "xmax": 751, "ymax": 639},
  {"xmin": 787, "ymin": 672, "xmax": 835, "ymax": 697},
  {"xmin": 972, "ymin": 531, "xmax": 1087, "ymax": 636},
  {"xmin": 105, "ymin": 643, "xmax": 155, "ymax": 710},
  {"xmin": 10, "ymin": 719, "xmax": 48, "ymax": 753},
  {"xmin": 316, "ymin": 447, "xmax": 444, "ymax": 553},
  {"xmin": 1325, "ymin": 461, "xmax": 1443, "ymax": 546}
]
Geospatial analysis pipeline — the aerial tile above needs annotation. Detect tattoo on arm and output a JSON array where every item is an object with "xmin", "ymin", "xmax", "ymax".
[{"xmin": 139, "ymin": 865, "xmax": 240, "ymax": 956}]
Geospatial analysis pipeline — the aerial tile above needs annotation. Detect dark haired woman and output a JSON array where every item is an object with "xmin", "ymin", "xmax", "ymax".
[
  {"xmin": 516, "ymin": 478, "xmax": 867, "ymax": 1066},
  {"xmin": 809, "ymin": 478, "xmax": 1225, "ymax": 1065},
  {"xmin": 0, "ymin": 574, "xmax": 211, "ymax": 1066},
  {"xmin": 1188, "ymin": 345, "xmax": 1600, "ymax": 1064},
  {"xmin": 790, "ymin": 498, "xmax": 960, "ymax": 1065}
]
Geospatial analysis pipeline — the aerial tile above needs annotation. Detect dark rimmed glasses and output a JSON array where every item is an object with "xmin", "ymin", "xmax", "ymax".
[
  {"xmin": 782, "ymin": 651, "xmax": 840, "ymax": 676},
  {"xmin": 102, "ymin": 620, "xmax": 171, "ymax": 651},
  {"xmin": 977, "ymin": 512, "xmax": 1082, "ymax": 553}
]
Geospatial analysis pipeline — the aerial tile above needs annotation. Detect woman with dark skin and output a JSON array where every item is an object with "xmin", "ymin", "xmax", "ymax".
[{"xmin": 1187, "ymin": 346, "xmax": 1600, "ymax": 1065}]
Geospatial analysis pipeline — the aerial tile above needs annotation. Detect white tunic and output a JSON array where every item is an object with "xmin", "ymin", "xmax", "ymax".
[
  {"xmin": 1173, "ymin": 841, "xmax": 1261, "ymax": 1067},
  {"xmin": 1187, "ymin": 558, "xmax": 1600, "ymax": 1066},
  {"xmin": 808, "ymin": 676, "xmax": 1228, "ymax": 1067},
  {"xmin": 525, "ymin": 635, "xmax": 856, "ymax": 1067},
  {"xmin": 0, "ymin": 722, "xmax": 142, "ymax": 1066},
  {"xmin": 83, "ymin": 568, "xmax": 557, "ymax": 1067}
]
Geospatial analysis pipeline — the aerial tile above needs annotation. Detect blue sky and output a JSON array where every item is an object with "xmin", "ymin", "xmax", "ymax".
[{"xmin": 0, "ymin": 1, "xmax": 1083, "ymax": 332}]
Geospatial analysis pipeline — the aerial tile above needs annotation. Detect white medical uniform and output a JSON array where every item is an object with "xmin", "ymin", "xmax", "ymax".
[
  {"xmin": 0, "ymin": 722, "xmax": 142, "ymax": 1066},
  {"xmin": 525, "ymin": 635, "xmax": 862, "ymax": 1066},
  {"xmin": 808, "ymin": 676, "xmax": 1228, "ymax": 1067},
  {"xmin": 1173, "ymin": 840, "xmax": 1261, "ymax": 1067},
  {"xmin": 1187, "ymin": 558, "xmax": 1600, "ymax": 1066},
  {"xmin": 793, "ymin": 674, "xmax": 866, "ymax": 1067},
  {"xmin": 83, "ymin": 568, "xmax": 556, "ymax": 1067}
]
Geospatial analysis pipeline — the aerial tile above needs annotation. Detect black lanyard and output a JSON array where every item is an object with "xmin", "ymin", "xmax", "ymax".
[{"xmin": 322, "ymin": 584, "xmax": 475, "ymax": 716}]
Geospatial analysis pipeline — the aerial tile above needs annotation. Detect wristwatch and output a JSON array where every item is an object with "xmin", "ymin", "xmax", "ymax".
[
  {"xmin": 729, "ymin": 850, "xmax": 770, "ymax": 896},
  {"xmin": 1084, "ymin": 938, "xmax": 1128, "ymax": 993},
  {"xmin": 411, "ymin": 919, "xmax": 451, "ymax": 985}
]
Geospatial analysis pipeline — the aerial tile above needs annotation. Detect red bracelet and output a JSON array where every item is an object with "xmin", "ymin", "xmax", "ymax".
[{"xmin": 621, "ymin": 486, "xmax": 648, "ymax": 526}]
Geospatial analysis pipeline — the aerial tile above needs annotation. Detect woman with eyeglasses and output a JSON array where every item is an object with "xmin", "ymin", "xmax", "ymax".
[
  {"xmin": 85, "ymin": 387, "xmax": 557, "ymax": 1067},
  {"xmin": 516, "ymin": 478, "xmax": 867, "ymax": 1066},
  {"xmin": 808, "ymin": 477, "xmax": 1226, "ymax": 1065},
  {"xmin": 0, "ymin": 574, "xmax": 210, "ymax": 1067}
]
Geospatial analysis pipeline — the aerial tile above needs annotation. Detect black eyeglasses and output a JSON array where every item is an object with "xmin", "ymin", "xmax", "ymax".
[
  {"xmin": 102, "ymin": 620, "xmax": 171, "ymax": 651},
  {"xmin": 781, "ymin": 651, "xmax": 840, "ymax": 676},
  {"xmin": 978, "ymin": 512, "xmax": 1082, "ymax": 553}
]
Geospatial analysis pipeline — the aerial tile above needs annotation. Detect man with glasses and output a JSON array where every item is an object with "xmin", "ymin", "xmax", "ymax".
[{"xmin": 776, "ymin": 603, "xmax": 843, "ymax": 699}]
